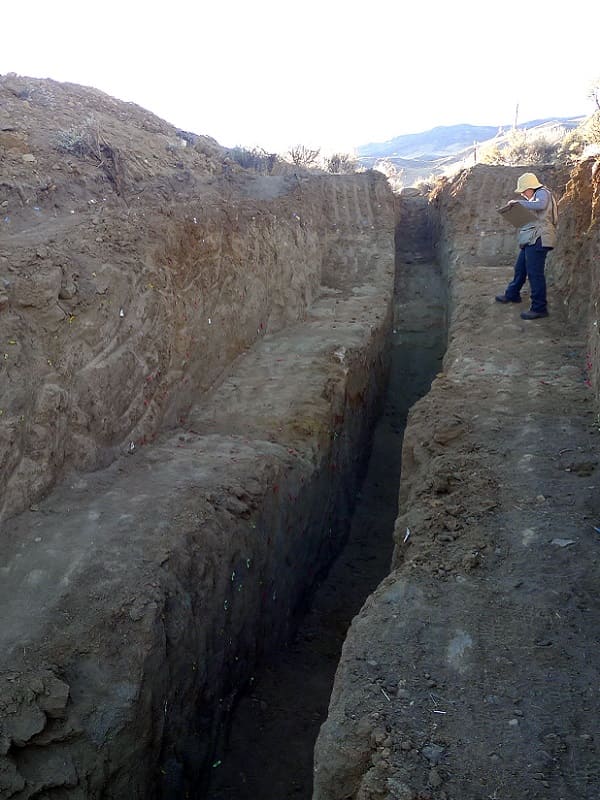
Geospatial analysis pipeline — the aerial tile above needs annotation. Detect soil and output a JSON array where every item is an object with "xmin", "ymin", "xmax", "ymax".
[
  {"xmin": 1, "ymin": 74, "xmax": 600, "ymax": 800},
  {"xmin": 313, "ymin": 168, "xmax": 600, "ymax": 800},
  {"xmin": 1, "ymin": 75, "xmax": 402, "ymax": 799}
]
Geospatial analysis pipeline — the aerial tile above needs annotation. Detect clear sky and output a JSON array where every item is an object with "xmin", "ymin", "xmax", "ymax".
[{"xmin": 2, "ymin": 0, "xmax": 599, "ymax": 155}]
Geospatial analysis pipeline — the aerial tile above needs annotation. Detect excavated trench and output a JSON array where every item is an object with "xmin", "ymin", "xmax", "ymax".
[
  {"xmin": 0, "ymin": 176, "xmax": 447, "ymax": 800},
  {"xmin": 4, "ymin": 81, "xmax": 599, "ymax": 800},
  {"xmin": 204, "ymin": 191, "xmax": 447, "ymax": 800}
]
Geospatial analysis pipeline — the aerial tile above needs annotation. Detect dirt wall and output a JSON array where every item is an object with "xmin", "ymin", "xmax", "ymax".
[{"xmin": 551, "ymin": 156, "xmax": 600, "ymax": 407}]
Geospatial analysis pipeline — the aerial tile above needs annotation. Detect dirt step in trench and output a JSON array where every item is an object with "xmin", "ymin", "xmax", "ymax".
[{"xmin": 0, "ymin": 244, "xmax": 395, "ymax": 799}]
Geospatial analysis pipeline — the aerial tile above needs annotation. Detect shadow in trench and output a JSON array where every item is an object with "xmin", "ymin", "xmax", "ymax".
[{"xmin": 203, "ymin": 254, "xmax": 446, "ymax": 800}]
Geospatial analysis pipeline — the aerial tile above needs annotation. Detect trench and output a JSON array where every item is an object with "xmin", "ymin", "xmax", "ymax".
[{"xmin": 203, "ymin": 194, "xmax": 447, "ymax": 800}]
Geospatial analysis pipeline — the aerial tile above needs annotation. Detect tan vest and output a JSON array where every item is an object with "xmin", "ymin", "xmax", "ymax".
[{"xmin": 531, "ymin": 186, "xmax": 558, "ymax": 248}]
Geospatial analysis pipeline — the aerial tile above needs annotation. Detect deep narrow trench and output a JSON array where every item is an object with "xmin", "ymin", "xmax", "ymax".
[{"xmin": 204, "ymin": 196, "xmax": 446, "ymax": 800}]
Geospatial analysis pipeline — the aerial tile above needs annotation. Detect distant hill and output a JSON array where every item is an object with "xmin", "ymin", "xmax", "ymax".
[
  {"xmin": 357, "ymin": 117, "xmax": 585, "ymax": 185},
  {"xmin": 357, "ymin": 124, "xmax": 500, "ymax": 160}
]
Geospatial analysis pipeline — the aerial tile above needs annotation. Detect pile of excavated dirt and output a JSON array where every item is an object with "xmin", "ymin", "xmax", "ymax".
[
  {"xmin": 313, "ymin": 164, "xmax": 600, "ymax": 800},
  {"xmin": 0, "ymin": 75, "xmax": 398, "ymax": 798}
]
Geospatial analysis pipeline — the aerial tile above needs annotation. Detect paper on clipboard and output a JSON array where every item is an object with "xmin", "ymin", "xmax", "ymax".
[{"xmin": 498, "ymin": 202, "xmax": 537, "ymax": 228}]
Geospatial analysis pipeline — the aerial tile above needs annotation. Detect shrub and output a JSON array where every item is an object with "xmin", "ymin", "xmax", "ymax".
[
  {"xmin": 287, "ymin": 144, "xmax": 321, "ymax": 168},
  {"xmin": 556, "ymin": 112, "xmax": 600, "ymax": 164},
  {"xmin": 325, "ymin": 152, "xmax": 359, "ymax": 174},
  {"xmin": 479, "ymin": 128, "xmax": 559, "ymax": 165},
  {"xmin": 55, "ymin": 118, "xmax": 103, "ymax": 160},
  {"xmin": 228, "ymin": 146, "xmax": 280, "ymax": 174},
  {"xmin": 54, "ymin": 117, "xmax": 122, "ymax": 192}
]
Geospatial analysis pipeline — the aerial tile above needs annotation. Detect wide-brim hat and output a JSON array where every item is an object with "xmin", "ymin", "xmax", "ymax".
[{"xmin": 515, "ymin": 172, "xmax": 542, "ymax": 193}]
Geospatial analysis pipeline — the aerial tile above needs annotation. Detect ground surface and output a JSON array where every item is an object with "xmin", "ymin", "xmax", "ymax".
[{"xmin": 313, "ymin": 202, "xmax": 600, "ymax": 799}]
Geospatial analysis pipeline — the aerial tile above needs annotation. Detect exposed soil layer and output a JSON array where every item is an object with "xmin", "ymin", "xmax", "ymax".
[
  {"xmin": 313, "ymin": 165, "xmax": 600, "ymax": 800},
  {"xmin": 204, "ymin": 206, "xmax": 446, "ymax": 800}
]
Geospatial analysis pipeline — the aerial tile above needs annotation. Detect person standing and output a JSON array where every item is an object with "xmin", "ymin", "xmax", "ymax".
[{"xmin": 495, "ymin": 172, "xmax": 558, "ymax": 319}]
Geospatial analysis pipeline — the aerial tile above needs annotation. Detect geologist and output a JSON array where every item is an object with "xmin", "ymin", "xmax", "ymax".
[{"xmin": 495, "ymin": 172, "xmax": 558, "ymax": 320}]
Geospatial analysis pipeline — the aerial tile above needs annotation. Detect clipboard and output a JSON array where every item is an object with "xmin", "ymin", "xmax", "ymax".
[{"xmin": 498, "ymin": 202, "xmax": 537, "ymax": 228}]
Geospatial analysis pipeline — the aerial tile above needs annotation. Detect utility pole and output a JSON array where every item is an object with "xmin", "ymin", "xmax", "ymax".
[{"xmin": 514, "ymin": 103, "xmax": 519, "ymax": 130}]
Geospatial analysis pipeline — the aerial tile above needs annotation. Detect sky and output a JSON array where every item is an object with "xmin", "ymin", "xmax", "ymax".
[{"xmin": 2, "ymin": 1, "xmax": 599, "ymax": 155}]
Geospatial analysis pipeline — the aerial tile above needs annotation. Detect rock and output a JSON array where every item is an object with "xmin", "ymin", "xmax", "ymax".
[
  {"xmin": 428, "ymin": 767, "xmax": 443, "ymax": 788},
  {"xmin": 371, "ymin": 729, "xmax": 387, "ymax": 747},
  {"xmin": 0, "ymin": 755, "xmax": 25, "ymax": 794},
  {"xmin": 422, "ymin": 743, "xmax": 444, "ymax": 764},
  {"xmin": 433, "ymin": 417, "xmax": 464, "ymax": 445},
  {"xmin": 484, "ymin": 694, "xmax": 501, "ymax": 705},
  {"xmin": 1, "ymin": 703, "xmax": 46, "ymax": 747},
  {"xmin": 58, "ymin": 281, "xmax": 77, "ymax": 300},
  {"xmin": 37, "ymin": 675, "xmax": 70, "ymax": 718},
  {"xmin": 551, "ymin": 538, "xmax": 576, "ymax": 548},
  {"xmin": 385, "ymin": 777, "xmax": 416, "ymax": 799},
  {"xmin": 462, "ymin": 551, "xmax": 480, "ymax": 571}
]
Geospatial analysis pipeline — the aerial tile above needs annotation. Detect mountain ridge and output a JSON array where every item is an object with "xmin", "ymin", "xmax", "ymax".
[
  {"xmin": 356, "ymin": 116, "xmax": 585, "ymax": 185},
  {"xmin": 356, "ymin": 117, "xmax": 584, "ymax": 160}
]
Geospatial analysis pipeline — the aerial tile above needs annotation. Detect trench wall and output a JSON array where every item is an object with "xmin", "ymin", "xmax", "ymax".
[
  {"xmin": 0, "ymin": 166, "xmax": 395, "ymax": 798},
  {"xmin": 0, "ymin": 168, "xmax": 381, "ymax": 522},
  {"xmin": 550, "ymin": 157, "xmax": 600, "ymax": 407}
]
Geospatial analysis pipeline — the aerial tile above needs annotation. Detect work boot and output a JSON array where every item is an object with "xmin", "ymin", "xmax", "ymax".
[
  {"xmin": 495, "ymin": 294, "xmax": 521, "ymax": 303},
  {"xmin": 520, "ymin": 309, "xmax": 548, "ymax": 320}
]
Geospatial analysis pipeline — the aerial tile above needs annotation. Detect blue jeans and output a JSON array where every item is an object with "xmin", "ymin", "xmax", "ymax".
[{"xmin": 505, "ymin": 238, "xmax": 551, "ymax": 312}]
